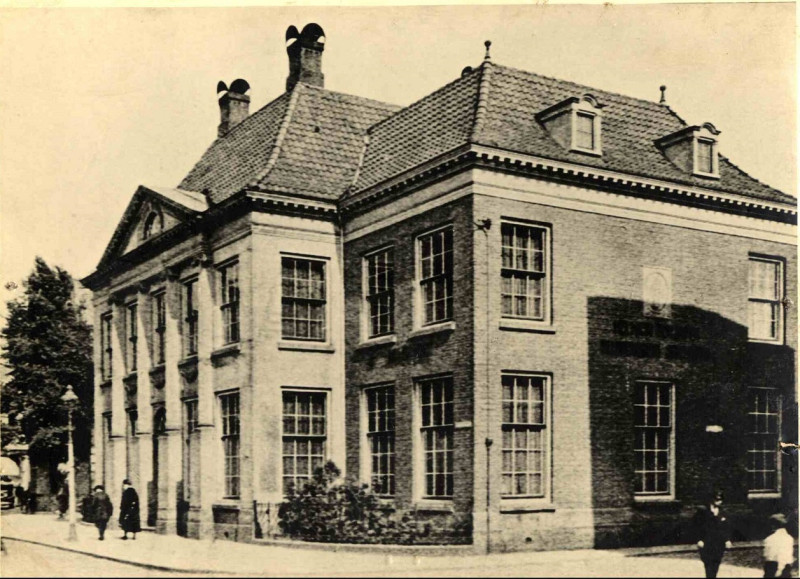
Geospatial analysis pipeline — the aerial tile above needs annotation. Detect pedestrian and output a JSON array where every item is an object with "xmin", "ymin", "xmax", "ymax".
[
  {"xmin": 118, "ymin": 479, "xmax": 141, "ymax": 540},
  {"xmin": 763, "ymin": 513, "xmax": 794, "ymax": 578},
  {"xmin": 14, "ymin": 485, "xmax": 27, "ymax": 513},
  {"xmin": 692, "ymin": 490, "xmax": 733, "ymax": 579},
  {"xmin": 56, "ymin": 482, "xmax": 68, "ymax": 519},
  {"xmin": 90, "ymin": 485, "xmax": 113, "ymax": 540}
]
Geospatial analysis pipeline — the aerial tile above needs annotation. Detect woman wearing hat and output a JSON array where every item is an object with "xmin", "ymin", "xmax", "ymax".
[
  {"xmin": 90, "ymin": 485, "xmax": 113, "ymax": 540},
  {"xmin": 692, "ymin": 490, "xmax": 733, "ymax": 579},
  {"xmin": 119, "ymin": 479, "xmax": 141, "ymax": 540},
  {"xmin": 763, "ymin": 513, "xmax": 794, "ymax": 578}
]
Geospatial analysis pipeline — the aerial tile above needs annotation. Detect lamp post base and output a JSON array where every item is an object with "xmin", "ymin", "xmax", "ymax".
[{"xmin": 67, "ymin": 523, "xmax": 78, "ymax": 542}]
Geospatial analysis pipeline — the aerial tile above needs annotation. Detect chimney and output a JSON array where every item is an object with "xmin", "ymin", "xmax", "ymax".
[
  {"xmin": 217, "ymin": 79, "xmax": 251, "ymax": 138},
  {"xmin": 285, "ymin": 23, "xmax": 325, "ymax": 92}
]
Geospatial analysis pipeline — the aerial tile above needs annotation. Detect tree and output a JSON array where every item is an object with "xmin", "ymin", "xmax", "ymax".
[{"xmin": 1, "ymin": 257, "xmax": 93, "ymax": 474}]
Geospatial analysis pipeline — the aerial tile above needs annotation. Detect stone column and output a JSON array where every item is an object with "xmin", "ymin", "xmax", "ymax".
[
  {"xmin": 157, "ymin": 272, "xmax": 183, "ymax": 535},
  {"xmin": 108, "ymin": 299, "xmax": 128, "ymax": 517},
  {"xmin": 135, "ymin": 287, "xmax": 153, "ymax": 528},
  {"xmin": 194, "ymin": 261, "xmax": 218, "ymax": 539}
]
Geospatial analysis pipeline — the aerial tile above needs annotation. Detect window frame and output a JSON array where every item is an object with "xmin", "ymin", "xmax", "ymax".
[
  {"xmin": 126, "ymin": 302, "xmax": 138, "ymax": 373},
  {"xmin": 414, "ymin": 375, "xmax": 455, "ymax": 501},
  {"xmin": 218, "ymin": 391, "xmax": 241, "ymax": 499},
  {"xmin": 100, "ymin": 311, "xmax": 113, "ymax": 382},
  {"xmin": 219, "ymin": 261, "xmax": 240, "ymax": 346},
  {"xmin": 361, "ymin": 384, "xmax": 396, "ymax": 498},
  {"xmin": 281, "ymin": 388, "xmax": 328, "ymax": 496},
  {"xmin": 151, "ymin": 291, "xmax": 166, "ymax": 366},
  {"xmin": 415, "ymin": 225, "xmax": 454, "ymax": 329},
  {"xmin": 182, "ymin": 277, "xmax": 199, "ymax": 357},
  {"xmin": 500, "ymin": 221, "xmax": 552, "ymax": 325},
  {"xmin": 362, "ymin": 246, "xmax": 395, "ymax": 340},
  {"xmin": 692, "ymin": 136, "xmax": 719, "ymax": 177},
  {"xmin": 500, "ymin": 373, "xmax": 552, "ymax": 502},
  {"xmin": 281, "ymin": 255, "xmax": 328, "ymax": 342},
  {"xmin": 633, "ymin": 381, "xmax": 676, "ymax": 500},
  {"xmin": 747, "ymin": 256, "xmax": 784, "ymax": 344},
  {"xmin": 746, "ymin": 387, "xmax": 782, "ymax": 497}
]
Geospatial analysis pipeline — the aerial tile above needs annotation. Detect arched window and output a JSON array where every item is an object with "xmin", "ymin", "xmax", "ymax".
[{"xmin": 142, "ymin": 211, "xmax": 163, "ymax": 240}]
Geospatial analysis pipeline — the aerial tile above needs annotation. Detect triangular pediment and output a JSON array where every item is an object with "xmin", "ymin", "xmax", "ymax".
[{"xmin": 96, "ymin": 185, "xmax": 208, "ymax": 271}]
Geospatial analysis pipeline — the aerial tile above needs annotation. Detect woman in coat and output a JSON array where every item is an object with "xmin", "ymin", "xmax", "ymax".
[
  {"xmin": 119, "ymin": 479, "xmax": 141, "ymax": 540},
  {"xmin": 90, "ymin": 485, "xmax": 113, "ymax": 540}
]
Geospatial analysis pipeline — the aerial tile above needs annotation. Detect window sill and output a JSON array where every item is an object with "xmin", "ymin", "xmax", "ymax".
[
  {"xmin": 211, "ymin": 344, "xmax": 240, "ymax": 360},
  {"xmin": 99, "ymin": 379, "xmax": 112, "ymax": 389},
  {"xmin": 570, "ymin": 146, "xmax": 602, "ymax": 157},
  {"xmin": 409, "ymin": 321, "xmax": 456, "ymax": 339},
  {"xmin": 356, "ymin": 334, "xmax": 397, "ymax": 349},
  {"xmin": 692, "ymin": 170, "xmax": 720, "ymax": 180},
  {"xmin": 748, "ymin": 338, "xmax": 784, "ymax": 346},
  {"xmin": 278, "ymin": 341, "xmax": 335, "ymax": 353},
  {"xmin": 499, "ymin": 319, "xmax": 555, "ymax": 333},
  {"xmin": 178, "ymin": 355, "xmax": 198, "ymax": 368},
  {"xmin": 499, "ymin": 498, "xmax": 555, "ymax": 513},
  {"xmin": 212, "ymin": 500, "xmax": 241, "ymax": 509},
  {"xmin": 748, "ymin": 492, "xmax": 781, "ymax": 500},
  {"xmin": 413, "ymin": 500, "xmax": 454, "ymax": 513},
  {"xmin": 633, "ymin": 496, "xmax": 681, "ymax": 509}
]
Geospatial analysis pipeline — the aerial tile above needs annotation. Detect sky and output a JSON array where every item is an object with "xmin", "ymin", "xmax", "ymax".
[{"xmin": 0, "ymin": 2, "xmax": 795, "ymax": 315}]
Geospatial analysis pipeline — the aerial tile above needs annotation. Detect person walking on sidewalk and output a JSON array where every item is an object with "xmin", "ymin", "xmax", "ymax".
[
  {"xmin": 763, "ymin": 513, "xmax": 794, "ymax": 578},
  {"xmin": 692, "ymin": 490, "xmax": 733, "ymax": 579},
  {"xmin": 119, "ymin": 479, "xmax": 141, "ymax": 540},
  {"xmin": 90, "ymin": 485, "xmax": 113, "ymax": 541}
]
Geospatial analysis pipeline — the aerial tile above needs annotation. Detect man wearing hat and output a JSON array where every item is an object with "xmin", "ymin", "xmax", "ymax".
[
  {"xmin": 692, "ymin": 490, "xmax": 733, "ymax": 578},
  {"xmin": 763, "ymin": 513, "xmax": 794, "ymax": 578},
  {"xmin": 119, "ymin": 479, "xmax": 141, "ymax": 540},
  {"xmin": 90, "ymin": 485, "xmax": 113, "ymax": 540}
]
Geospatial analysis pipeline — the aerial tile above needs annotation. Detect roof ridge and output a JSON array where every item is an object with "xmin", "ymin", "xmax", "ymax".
[
  {"xmin": 248, "ymin": 84, "xmax": 303, "ymax": 189},
  {"xmin": 366, "ymin": 65, "xmax": 484, "ymax": 135},
  {"xmin": 469, "ymin": 61, "xmax": 494, "ymax": 144}
]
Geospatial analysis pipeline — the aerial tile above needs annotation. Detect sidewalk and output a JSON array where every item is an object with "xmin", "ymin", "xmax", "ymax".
[{"xmin": 1, "ymin": 513, "xmax": 767, "ymax": 577}]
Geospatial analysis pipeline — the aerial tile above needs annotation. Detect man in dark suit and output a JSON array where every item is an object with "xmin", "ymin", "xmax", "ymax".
[{"xmin": 693, "ymin": 490, "xmax": 733, "ymax": 578}]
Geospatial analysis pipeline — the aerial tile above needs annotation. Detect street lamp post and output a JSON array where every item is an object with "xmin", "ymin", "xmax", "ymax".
[{"xmin": 61, "ymin": 385, "xmax": 79, "ymax": 542}]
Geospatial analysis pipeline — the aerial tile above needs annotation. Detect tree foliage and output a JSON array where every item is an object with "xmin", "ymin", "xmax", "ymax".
[{"xmin": 1, "ymin": 257, "xmax": 93, "ymax": 464}]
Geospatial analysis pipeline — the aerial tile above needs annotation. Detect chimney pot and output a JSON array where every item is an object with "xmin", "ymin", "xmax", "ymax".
[
  {"xmin": 217, "ymin": 79, "xmax": 251, "ymax": 138},
  {"xmin": 286, "ymin": 23, "xmax": 326, "ymax": 92}
]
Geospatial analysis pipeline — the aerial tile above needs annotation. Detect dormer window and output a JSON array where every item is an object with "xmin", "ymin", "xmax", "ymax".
[
  {"xmin": 536, "ymin": 93, "xmax": 604, "ymax": 156},
  {"xmin": 142, "ymin": 210, "xmax": 163, "ymax": 240},
  {"xmin": 655, "ymin": 122, "xmax": 720, "ymax": 179}
]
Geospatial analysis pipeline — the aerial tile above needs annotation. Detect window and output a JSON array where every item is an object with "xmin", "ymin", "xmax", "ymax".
[
  {"xmin": 142, "ymin": 211, "xmax": 163, "ymax": 240},
  {"xmin": 501, "ymin": 375, "xmax": 548, "ymax": 498},
  {"xmin": 153, "ymin": 405, "xmax": 167, "ymax": 436},
  {"xmin": 100, "ymin": 312, "xmax": 113, "ymax": 381},
  {"xmin": 365, "ymin": 385, "xmax": 395, "ymax": 496},
  {"xmin": 418, "ymin": 377, "xmax": 454, "ymax": 499},
  {"xmin": 575, "ymin": 112, "xmax": 595, "ymax": 150},
  {"xmin": 183, "ymin": 279, "xmax": 198, "ymax": 356},
  {"xmin": 697, "ymin": 140, "xmax": 714, "ymax": 174},
  {"xmin": 185, "ymin": 398, "xmax": 198, "ymax": 435},
  {"xmin": 501, "ymin": 223, "xmax": 548, "ymax": 321},
  {"xmin": 748, "ymin": 257, "xmax": 783, "ymax": 342},
  {"xmin": 152, "ymin": 292, "xmax": 166, "ymax": 365},
  {"xmin": 282, "ymin": 391, "xmax": 326, "ymax": 493},
  {"xmin": 418, "ymin": 227, "xmax": 453, "ymax": 326},
  {"xmin": 127, "ymin": 409, "xmax": 138, "ymax": 437},
  {"xmin": 219, "ymin": 392, "xmax": 240, "ymax": 498},
  {"xmin": 747, "ymin": 388, "xmax": 781, "ymax": 493},
  {"xmin": 281, "ymin": 257, "xmax": 326, "ymax": 341},
  {"xmin": 365, "ymin": 248, "xmax": 394, "ymax": 338},
  {"xmin": 125, "ymin": 409, "xmax": 137, "ymax": 484},
  {"xmin": 184, "ymin": 398, "xmax": 198, "ymax": 501},
  {"xmin": 126, "ymin": 303, "xmax": 138, "ymax": 372},
  {"xmin": 633, "ymin": 382, "xmax": 674, "ymax": 496},
  {"xmin": 220, "ymin": 263, "xmax": 240, "ymax": 345}
]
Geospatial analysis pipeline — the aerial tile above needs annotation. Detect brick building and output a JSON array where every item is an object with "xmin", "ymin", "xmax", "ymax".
[{"xmin": 82, "ymin": 24, "xmax": 797, "ymax": 551}]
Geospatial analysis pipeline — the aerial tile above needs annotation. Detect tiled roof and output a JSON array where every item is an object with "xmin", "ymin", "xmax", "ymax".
[
  {"xmin": 178, "ymin": 84, "xmax": 398, "ymax": 203},
  {"xmin": 352, "ymin": 62, "xmax": 794, "ymax": 205}
]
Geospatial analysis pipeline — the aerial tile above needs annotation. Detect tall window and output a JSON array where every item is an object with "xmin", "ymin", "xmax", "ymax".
[
  {"xmin": 748, "ymin": 257, "xmax": 783, "ymax": 342},
  {"xmin": 365, "ymin": 248, "xmax": 394, "ymax": 338},
  {"xmin": 696, "ymin": 140, "xmax": 714, "ymax": 174},
  {"xmin": 418, "ymin": 377, "xmax": 454, "ymax": 499},
  {"xmin": 102, "ymin": 412, "xmax": 113, "ymax": 488},
  {"xmin": 183, "ymin": 279, "xmax": 198, "ymax": 356},
  {"xmin": 152, "ymin": 292, "xmax": 166, "ymax": 365},
  {"xmin": 575, "ymin": 112, "xmax": 595, "ymax": 150},
  {"xmin": 126, "ymin": 409, "xmax": 138, "ymax": 484},
  {"xmin": 365, "ymin": 385, "xmax": 395, "ymax": 496},
  {"xmin": 418, "ymin": 227, "xmax": 453, "ymax": 326},
  {"xmin": 126, "ymin": 303, "xmax": 138, "ymax": 372},
  {"xmin": 281, "ymin": 257, "xmax": 326, "ymax": 341},
  {"xmin": 220, "ymin": 263, "xmax": 240, "ymax": 345},
  {"xmin": 501, "ymin": 375, "xmax": 548, "ymax": 498},
  {"xmin": 501, "ymin": 223, "xmax": 548, "ymax": 321},
  {"xmin": 282, "ymin": 391, "xmax": 326, "ymax": 493},
  {"xmin": 747, "ymin": 388, "xmax": 781, "ymax": 493},
  {"xmin": 633, "ymin": 382, "xmax": 673, "ymax": 496},
  {"xmin": 219, "ymin": 392, "xmax": 240, "ymax": 498},
  {"xmin": 100, "ymin": 312, "xmax": 113, "ymax": 381},
  {"xmin": 184, "ymin": 398, "xmax": 198, "ymax": 501}
]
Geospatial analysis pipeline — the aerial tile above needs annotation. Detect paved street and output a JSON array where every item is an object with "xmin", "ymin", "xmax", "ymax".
[{"xmin": 0, "ymin": 512, "xmax": 791, "ymax": 577}]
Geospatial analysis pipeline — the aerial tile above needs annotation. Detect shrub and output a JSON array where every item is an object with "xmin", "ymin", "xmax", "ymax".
[{"xmin": 278, "ymin": 461, "xmax": 450, "ymax": 545}]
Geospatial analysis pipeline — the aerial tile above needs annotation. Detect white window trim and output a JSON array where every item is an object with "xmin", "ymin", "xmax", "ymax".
[
  {"xmin": 747, "ymin": 255, "xmax": 785, "ymax": 345},
  {"xmin": 360, "ymin": 383, "xmax": 396, "ymax": 497},
  {"xmin": 150, "ymin": 289, "xmax": 167, "ymax": 367},
  {"xmin": 499, "ymin": 219, "xmax": 553, "ymax": 331},
  {"xmin": 279, "ymin": 252, "xmax": 331, "ymax": 345},
  {"xmin": 216, "ymin": 259, "xmax": 240, "ymax": 347},
  {"xmin": 361, "ymin": 245, "xmax": 395, "ymax": 344},
  {"xmin": 413, "ymin": 375, "xmax": 455, "ymax": 505},
  {"xmin": 279, "ymin": 387, "xmax": 330, "ymax": 498},
  {"xmin": 499, "ymin": 372, "xmax": 553, "ymax": 509},
  {"xmin": 570, "ymin": 107, "xmax": 602, "ymax": 156},
  {"xmin": 181, "ymin": 276, "xmax": 199, "ymax": 359},
  {"xmin": 414, "ymin": 224, "xmax": 455, "ymax": 331},
  {"xmin": 633, "ymin": 380, "xmax": 676, "ymax": 501},
  {"xmin": 693, "ymin": 137, "xmax": 719, "ymax": 178},
  {"xmin": 217, "ymin": 390, "xmax": 241, "ymax": 499},
  {"xmin": 746, "ymin": 387, "xmax": 782, "ymax": 498}
]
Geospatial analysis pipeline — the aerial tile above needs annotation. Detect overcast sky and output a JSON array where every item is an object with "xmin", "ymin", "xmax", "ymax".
[{"xmin": 0, "ymin": 3, "xmax": 795, "ymax": 310}]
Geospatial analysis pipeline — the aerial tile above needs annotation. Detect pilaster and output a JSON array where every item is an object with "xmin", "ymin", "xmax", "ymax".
[
  {"xmin": 135, "ymin": 288, "xmax": 154, "ymax": 527},
  {"xmin": 108, "ymin": 300, "xmax": 128, "ymax": 516}
]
